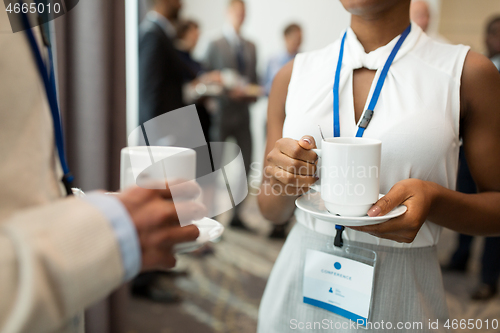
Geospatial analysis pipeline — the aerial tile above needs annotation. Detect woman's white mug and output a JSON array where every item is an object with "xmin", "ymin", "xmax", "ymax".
[{"xmin": 311, "ymin": 137, "xmax": 382, "ymax": 217}]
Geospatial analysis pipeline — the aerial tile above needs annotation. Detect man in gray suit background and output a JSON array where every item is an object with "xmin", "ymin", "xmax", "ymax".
[{"xmin": 205, "ymin": 0, "xmax": 258, "ymax": 230}]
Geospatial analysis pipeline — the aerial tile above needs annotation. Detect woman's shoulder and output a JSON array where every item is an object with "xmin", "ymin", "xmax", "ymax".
[{"xmin": 410, "ymin": 34, "xmax": 471, "ymax": 79}]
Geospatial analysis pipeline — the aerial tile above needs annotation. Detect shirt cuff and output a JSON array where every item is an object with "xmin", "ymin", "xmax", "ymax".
[{"xmin": 82, "ymin": 193, "xmax": 141, "ymax": 282}]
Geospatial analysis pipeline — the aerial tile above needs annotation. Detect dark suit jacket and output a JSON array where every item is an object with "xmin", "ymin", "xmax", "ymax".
[
  {"xmin": 138, "ymin": 17, "xmax": 195, "ymax": 125},
  {"xmin": 204, "ymin": 36, "xmax": 257, "ymax": 130}
]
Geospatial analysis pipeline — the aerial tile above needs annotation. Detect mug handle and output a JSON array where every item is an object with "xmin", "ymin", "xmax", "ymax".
[{"xmin": 310, "ymin": 149, "xmax": 321, "ymax": 191}]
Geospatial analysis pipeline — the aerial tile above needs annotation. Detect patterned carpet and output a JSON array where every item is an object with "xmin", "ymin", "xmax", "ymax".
[{"xmin": 123, "ymin": 195, "xmax": 500, "ymax": 333}]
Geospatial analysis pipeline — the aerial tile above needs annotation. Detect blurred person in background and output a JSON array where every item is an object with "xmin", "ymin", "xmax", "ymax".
[
  {"xmin": 205, "ymin": 0, "xmax": 259, "ymax": 231},
  {"xmin": 137, "ymin": 0, "xmax": 191, "ymax": 303},
  {"xmin": 176, "ymin": 20, "xmax": 220, "ymax": 142},
  {"xmin": 410, "ymin": 0, "xmax": 448, "ymax": 43},
  {"xmin": 139, "ymin": 0, "xmax": 187, "ymax": 125},
  {"xmin": 138, "ymin": 0, "xmax": 221, "ymax": 303},
  {"xmin": 410, "ymin": 0, "xmax": 430, "ymax": 32},
  {"xmin": 443, "ymin": 16, "xmax": 500, "ymax": 301},
  {"xmin": 175, "ymin": 20, "xmax": 220, "ymax": 256},
  {"xmin": 264, "ymin": 23, "xmax": 303, "ymax": 96},
  {"xmin": 487, "ymin": 16, "xmax": 500, "ymax": 69},
  {"xmin": 0, "ymin": 7, "xmax": 203, "ymax": 332},
  {"xmin": 139, "ymin": 0, "xmax": 219, "ymax": 126}
]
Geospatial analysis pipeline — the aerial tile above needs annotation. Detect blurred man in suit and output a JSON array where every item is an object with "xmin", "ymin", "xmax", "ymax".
[
  {"xmin": 139, "ymin": 0, "xmax": 190, "ymax": 125},
  {"xmin": 138, "ymin": 0, "xmax": 197, "ymax": 303},
  {"xmin": 138, "ymin": 0, "xmax": 222, "ymax": 302},
  {"xmin": 263, "ymin": 23, "xmax": 302, "ymax": 96},
  {"xmin": 205, "ymin": 0, "xmax": 258, "ymax": 230},
  {"xmin": 410, "ymin": 0, "xmax": 448, "ymax": 43}
]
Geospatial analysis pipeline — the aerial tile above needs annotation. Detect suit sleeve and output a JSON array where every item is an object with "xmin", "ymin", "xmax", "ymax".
[
  {"xmin": 139, "ymin": 30, "xmax": 166, "ymax": 124},
  {"xmin": 0, "ymin": 198, "xmax": 125, "ymax": 333},
  {"xmin": 249, "ymin": 42, "xmax": 258, "ymax": 85},
  {"xmin": 203, "ymin": 41, "xmax": 217, "ymax": 72},
  {"xmin": 139, "ymin": 30, "xmax": 185, "ymax": 124}
]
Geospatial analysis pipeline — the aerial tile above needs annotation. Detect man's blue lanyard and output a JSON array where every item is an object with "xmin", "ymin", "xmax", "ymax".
[
  {"xmin": 20, "ymin": 10, "xmax": 74, "ymax": 195},
  {"xmin": 333, "ymin": 24, "xmax": 412, "ymax": 138}
]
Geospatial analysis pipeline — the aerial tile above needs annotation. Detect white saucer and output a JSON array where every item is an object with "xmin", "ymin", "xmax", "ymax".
[
  {"xmin": 295, "ymin": 192, "xmax": 407, "ymax": 227},
  {"xmin": 173, "ymin": 217, "xmax": 224, "ymax": 254}
]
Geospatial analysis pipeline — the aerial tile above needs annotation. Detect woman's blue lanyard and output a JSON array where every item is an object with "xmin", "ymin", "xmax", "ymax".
[
  {"xmin": 333, "ymin": 24, "xmax": 412, "ymax": 138},
  {"xmin": 331, "ymin": 24, "xmax": 411, "ymax": 247},
  {"xmin": 20, "ymin": 11, "xmax": 74, "ymax": 196}
]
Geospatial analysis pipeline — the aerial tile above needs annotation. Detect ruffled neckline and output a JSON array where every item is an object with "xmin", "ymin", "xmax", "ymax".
[{"xmin": 342, "ymin": 22, "xmax": 422, "ymax": 70}]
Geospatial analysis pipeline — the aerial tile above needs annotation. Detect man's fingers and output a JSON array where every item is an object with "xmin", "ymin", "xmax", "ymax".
[
  {"xmin": 151, "ymin": 224, "xmax": 200, "ymax": 247},
  {"xmin": 367, "ymin": 184, "xmax": 408, "ymax": 217},
  {"xmin": 157, "ymin": 180, "xmax": 202, "ymax": 201},
  {"xmin": 143, "ymin": 200, "xmax": 206, "ymax": 229},
  {"xmin": 159, "ymin": 200, "xmax": 206, "ymax": 227},
  {"xmin": 141, "ymin": 249, "xmax": 177, "ymax": 270}
]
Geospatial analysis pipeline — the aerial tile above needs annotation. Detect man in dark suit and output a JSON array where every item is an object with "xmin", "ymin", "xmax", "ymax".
[
  {"xmin": 139, "ymin": 0, "xmax": 194, "ymax": 125},
  {"xmin": 205, "ymin": 0, "xmax": 258, "ymax": 230},
  {"xmin": 136, "ymin": 0, "xmax": 197, "ymax": 303}
]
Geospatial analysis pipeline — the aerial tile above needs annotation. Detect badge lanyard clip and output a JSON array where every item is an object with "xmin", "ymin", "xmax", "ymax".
[
  {"xmin": 334, "ymin": 225, "xmax": 345, "ymax": 248},
  {"xmin": 20, "ymin": 9, "xmax": 74, "ymax": 196}
]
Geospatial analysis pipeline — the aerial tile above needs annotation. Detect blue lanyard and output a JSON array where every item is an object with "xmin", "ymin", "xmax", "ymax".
[
  {"xmin": 333, "ymin": 25, "xmax": 412, "ymax": 138},
  {"xmin": 20, "ymin": 11, "xmax": 74, "ymax": 195}
]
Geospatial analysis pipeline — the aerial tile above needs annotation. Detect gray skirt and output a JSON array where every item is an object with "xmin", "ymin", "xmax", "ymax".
[{"xmin": 258, "ymin": 223, "xmax": 450, "ymax": 333}]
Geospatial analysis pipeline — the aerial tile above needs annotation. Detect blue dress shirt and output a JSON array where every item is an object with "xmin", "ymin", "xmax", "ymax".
[
  {"xmin": 264, "ymin": 51, "xmax": 296, "ymax": 95},
  {"xmin": 83, "ymin": 193, "xmax": 141, "ymax": 282}
]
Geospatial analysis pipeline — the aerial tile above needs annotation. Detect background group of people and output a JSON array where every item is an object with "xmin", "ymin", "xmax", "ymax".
[
  {"xmin": 136, "ymin": 0, "xmax": 305, "ymax": 302},
  {"xmin": 138, "ymin": 0, "xmax": 303, "ymax": 233}
]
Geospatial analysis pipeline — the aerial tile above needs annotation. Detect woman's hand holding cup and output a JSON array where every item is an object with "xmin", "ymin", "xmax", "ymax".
[{"xmin": 264, "ymin": 135, "xmax": 319, "ymax": 196}]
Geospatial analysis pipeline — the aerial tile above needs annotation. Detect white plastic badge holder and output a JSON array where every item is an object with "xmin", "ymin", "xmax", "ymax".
[{"xmin": 302, "ymin": 243, "xmax": 377, "ymax": 328}]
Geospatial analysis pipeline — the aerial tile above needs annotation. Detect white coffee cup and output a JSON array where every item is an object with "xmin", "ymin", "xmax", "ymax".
[
  {"xmin": 312, "ymin": 138, "xmax": 381, "ymax": 217},
  {"xmin": 120, "ymin": 146, "xmax": 196, "ymax": 190}
]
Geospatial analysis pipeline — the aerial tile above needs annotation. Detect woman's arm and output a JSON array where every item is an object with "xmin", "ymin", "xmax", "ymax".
[
  {"xmin": 352, "ymin": 51, "xmax": 500, "ymax": 241},
  {"xmin": 257, "ymin": 60, "xmax": 318, "ymax": 224},
  {"xmin": 430, "ymin": 51, "xmax": 500, "ymax": 234}
]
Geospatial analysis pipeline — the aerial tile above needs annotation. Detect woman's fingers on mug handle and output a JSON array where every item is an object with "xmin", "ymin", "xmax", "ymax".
[
  {"xmin": 279, "ymin": 136, "xmax": 317, "ymax": 163},
  {"xmin": 298, "ymin": 135, "xmax": 317, "ymax": 150},
  {"xmin": 267, "ymin": 153, "xmax": 317, "ymax": 176},
  {"xmin": 266, "ymin": 165, "xmax": 317, "ymax": 186},
  {"xmin": 367, "ymin": 184, "xmax": 409, "ymax": 217}
]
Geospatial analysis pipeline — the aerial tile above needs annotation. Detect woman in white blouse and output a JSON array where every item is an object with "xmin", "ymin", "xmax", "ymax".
[{"xmin": 257, "ymin": 0, "xmax": 500, "ymax": 332}]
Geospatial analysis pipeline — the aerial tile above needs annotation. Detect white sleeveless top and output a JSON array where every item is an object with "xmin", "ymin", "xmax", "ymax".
[{"xmin": 284, "ymin": 23, "xmax": 470, "ymax": 248}]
